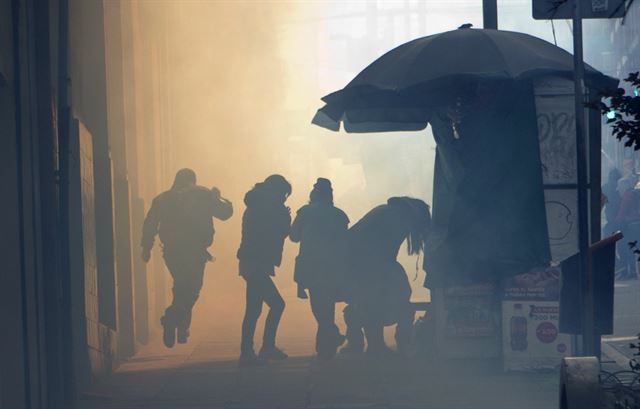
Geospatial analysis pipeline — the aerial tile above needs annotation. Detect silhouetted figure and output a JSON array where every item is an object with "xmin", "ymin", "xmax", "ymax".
[
  {"xmin": 342, "ymin": 197, "xmax": 431, "ymax": 357},
  {"xmin": 141, "ymin": 168, "xmax": 233, "ymax": 347},
  {"xmin": 237, "ymin": 175, "xmax": 292, "ymax": 365},
  {"xmin": 616, "ymin": 176, "xmax": 640, "ymax": 280},
  {"xmin": 290, "ymin": 178, "xmax": 349, "ymax": 360},
  {"xmin": 603, "ymin": 168, "xmax": 622, "ymax": 234}
]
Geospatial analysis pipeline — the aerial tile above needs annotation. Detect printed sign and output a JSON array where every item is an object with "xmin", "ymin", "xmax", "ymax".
[
  {"xmin": 503, "ymin": 265, "xmax": 561, "ymax": 301},
  {"xmin": 502, "ymin": 301, "xmax": 572, "ymax": 371},
  {"xmin": 532, "ymin": 0, "xmax": 625, "ymax": 20},
  {"xmin": 445, "ymin": 284, "xmax": 499, "ymax": 338}
]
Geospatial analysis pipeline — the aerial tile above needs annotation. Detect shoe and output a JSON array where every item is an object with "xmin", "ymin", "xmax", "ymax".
[
  {"xmin": 317, "ymin": 351, "xmax": 336, "ymax": 362},
  {"xmin": 239, "ymin": 351, "xmax": 265, "ymax": 367},
  {"xmin": 160, "ymin": 315, "xmax": 176, "ymax": 348},
  {"xmin": 258, "ymin": 346, "xmax": 288, "ymax": 361},
  {"xmin": 339, "ymin": 342, "xmax": 364, "ymax": 356},
  {"xmin": 333, "ymin": 333, "xmax": 347, "ymax": 348},
  {"xmin": 177, "ymin": 326, "xmax": 189, "ymax": 344},
  {"xmin": 366, "ymin": 345, "xmax": 395, "ymax": 359}
]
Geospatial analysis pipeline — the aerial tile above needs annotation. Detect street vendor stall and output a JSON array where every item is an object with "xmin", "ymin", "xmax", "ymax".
[{"xmin": 312, "ymin": 27, "xmax": 618, "ymax": 367}]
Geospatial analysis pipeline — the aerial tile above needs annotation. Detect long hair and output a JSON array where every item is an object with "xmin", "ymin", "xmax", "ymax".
[{"xmin": 388, "ymin": 197, "xmax": 431, "ymax": 256}]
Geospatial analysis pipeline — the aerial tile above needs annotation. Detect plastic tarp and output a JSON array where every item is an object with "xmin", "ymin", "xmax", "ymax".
[{"xmin": 424, "ymin": 81, "xmax": 551, "ymax": 288}]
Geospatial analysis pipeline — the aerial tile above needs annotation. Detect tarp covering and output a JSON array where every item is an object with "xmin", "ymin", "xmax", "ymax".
[{"xmin": 424, "ymin": 81, "xmax": 551, "ymax": 288}]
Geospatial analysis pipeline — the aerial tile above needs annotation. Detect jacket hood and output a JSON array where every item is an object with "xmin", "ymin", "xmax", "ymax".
[{"xmin": 244, "ymin": 182, "xmax": 283, "ymax": 208}]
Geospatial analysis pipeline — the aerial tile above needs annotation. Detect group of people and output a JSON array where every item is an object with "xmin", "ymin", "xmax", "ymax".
[
  {"xmin": 141, "ymin": 168, "xmax": 431, "ymax": 365},
  {"xmin": 603, "ymin": 166, "xmax": 640, "ymax": 280}
]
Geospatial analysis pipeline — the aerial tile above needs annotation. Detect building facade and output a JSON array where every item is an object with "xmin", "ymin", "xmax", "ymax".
[{"xmin": 0, "ymin": 1, "xmax": 174, "ymax": 407}]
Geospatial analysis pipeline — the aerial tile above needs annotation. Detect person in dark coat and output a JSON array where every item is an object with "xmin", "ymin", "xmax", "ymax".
[
  {"xmin": 237, "ymin": 174, "xmax": 292, "ymax": 365},
  {"xmin": 616, "ymin": 177, "xmax": 640, "ymax": 280},
  {"xmin": 141, "ymin": 168, "xmax": 233, "ymax": 347},
  {"xmin": 602, "ymin": 168, "xmax": 622, "ymax": 234},
  {"xmin": 342, "ymin": 197, "xmax": 431, "ymax": 356},
  {"xmin": 290, "ymin": 178, "xmax": 349, "ymax": 360}
]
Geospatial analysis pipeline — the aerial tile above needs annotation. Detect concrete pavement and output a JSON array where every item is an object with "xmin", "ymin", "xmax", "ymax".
[{"xmin": 81, "ymin": 321, "xmax": 559, "ymax": 409}]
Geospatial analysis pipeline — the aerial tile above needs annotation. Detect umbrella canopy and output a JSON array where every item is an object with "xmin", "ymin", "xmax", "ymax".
[{"xmin": 313, "ymin": 27, "xmax": 618, "ymax": 133}]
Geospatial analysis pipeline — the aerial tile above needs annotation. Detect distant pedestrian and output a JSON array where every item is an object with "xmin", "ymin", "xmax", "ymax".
[
  {"xmin": 141, "ymin": 168, "xmax": 233, "ymax": 347},
  {"xmin": 290, "ymin": 178, "xmax": 349, "ymax": 360},
  {"xmin": 616, "ymin": 177, "xmax": 640, "ymax": 280},
  {"xmin": 602, "ymin": 168, "xmax": 622, "ymax": 234},
  {"xmin": 237, "ymin": 175, "xmax": 292, "ymax": 365}
]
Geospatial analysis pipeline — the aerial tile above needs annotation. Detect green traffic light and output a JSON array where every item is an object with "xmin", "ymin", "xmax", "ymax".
[{"xmin": 607, "ymin": 109, "xmax": 616, "ymax": 119}]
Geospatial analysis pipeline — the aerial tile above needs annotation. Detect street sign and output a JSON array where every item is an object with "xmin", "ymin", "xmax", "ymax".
[{"xmin": 532, "ymin": 0, "xmax": 626, "ymax": 19}]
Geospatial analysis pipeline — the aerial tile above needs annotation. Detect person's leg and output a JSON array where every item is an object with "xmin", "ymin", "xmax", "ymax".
[
  {"xmin": 260, "ymin": 276, "xmax": 286, "ymax": 356},
  {"xmin": 161, "ymin": 249, "xmax": 184, "ymax": 348},
  {"xmin": 176, "ymin": 253, "xmax": 207, "ymax": 342},
  {"xmin": 310, "ymin": 288, "xmax": 341, "ymax": 358},
  {"xmin": 394, "ymin": 303, "xmax": 416, "ymax": 355},
  {"xmin": 241, "ymin": 275, "xmax": 264, "ymax": 356},
  {"xmin": 363, "ymin": 322, "xmax": 387, "ymax": 355},
  {"xmin": 342, "ymin": 304, "xmax": 365, "ymax": 353}
]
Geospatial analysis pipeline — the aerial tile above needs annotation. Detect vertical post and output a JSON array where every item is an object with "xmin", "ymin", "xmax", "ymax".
[
  {"xmin": 572, "ymin": 0, "xmax": 595, "ymax": 356},
  {"xmin": 483, "ymin": 0, "xmax": 498, "ymax": 29}
]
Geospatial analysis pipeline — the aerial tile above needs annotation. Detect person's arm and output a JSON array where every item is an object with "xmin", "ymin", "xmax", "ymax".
[
  {"xmin": 282, "ymin": 208, "xmax": 292, "ymax": 239},
  {"xmin": 141, "ymin": 197, "xmax": 161, "ymax": 262},
  {"xmin": 289, "ymin": 208, "xmax": 304, "ymax": 243},
  {"xmin": 210, "ymin": 187, "xmax": 233, "ymax": 221}
]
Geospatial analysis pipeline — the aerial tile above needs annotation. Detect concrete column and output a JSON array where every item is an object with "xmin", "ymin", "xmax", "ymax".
[
  {"xmin": 123, "ymin": 0, "xmax": 150, "ymax": 344},
  {"xmin": 104, "ymin": 0, "xmax": 136, "ymax": 359}
]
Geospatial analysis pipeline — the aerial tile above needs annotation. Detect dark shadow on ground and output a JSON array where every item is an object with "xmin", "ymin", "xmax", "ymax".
[{"xmin": 80, "ymin": 354, "xmax": 559, "ymax": 409}]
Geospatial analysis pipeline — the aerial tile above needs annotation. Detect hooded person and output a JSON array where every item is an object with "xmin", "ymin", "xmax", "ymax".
[
  {"xmin": 602, "ymin": 168, "xmax": 622, "ymax": 233},
  {"xmin": 237, "ymin": 174, "xmax": 292, "ymax": 365},
  {"xmin": 141, "ymin": 168, "xmax": 233, "ymax": 347},
  {"xmin": 342, "ymin": 197, "xmax": 431, "ymax": 356},
  {"xmin": 289, "ymin": 178, "xmax": 349, "ymax": 360}
]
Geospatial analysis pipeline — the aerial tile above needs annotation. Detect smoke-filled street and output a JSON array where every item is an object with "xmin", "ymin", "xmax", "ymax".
[
  {"xmin": 80, "ymin": 307, "xmax": 558, "ymax": 409},
  {"xmin": 3, "ymin": 1, "xmax": 640, "ymax": 409}
]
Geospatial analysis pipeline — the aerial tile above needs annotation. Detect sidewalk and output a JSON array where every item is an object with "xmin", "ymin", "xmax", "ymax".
[
  {"xmin": 602, "ymin": 279, "xmax": 640, "ymax": 371},
  {"xmin": 80, "ymin": 321, "xmax": 559, "ymax": 409}
]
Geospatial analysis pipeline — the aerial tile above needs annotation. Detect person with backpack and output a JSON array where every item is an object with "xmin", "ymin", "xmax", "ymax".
[
  {"xmin": 290, "ymin": 178, "xmax": 349, "ymax": 360},
  {"xmin": 141, "ymin": 168, "xmax": 233, "ymax": 347},
  {"xmin": 237, "ymin": 174, "xmax": 292, "ymax": 365}
]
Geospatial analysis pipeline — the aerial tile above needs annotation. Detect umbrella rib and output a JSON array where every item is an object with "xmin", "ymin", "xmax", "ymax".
[{"xmin": 477, "ymin": 29, "xmax": 511, "ymax": 77}]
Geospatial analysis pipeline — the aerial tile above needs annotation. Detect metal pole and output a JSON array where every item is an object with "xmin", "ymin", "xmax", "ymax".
[
  {"xmin": 572, "ymin": 0, "xmax": 594, "ymax": 357},
  {"xmin": 483, "ymin": 0, "xmax": 498, "ymax": 29}
]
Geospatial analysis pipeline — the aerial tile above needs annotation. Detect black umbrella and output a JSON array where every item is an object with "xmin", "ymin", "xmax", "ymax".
[{"xmin": 312, "ymin": 27, "xmax": 618, "ymax": 133}]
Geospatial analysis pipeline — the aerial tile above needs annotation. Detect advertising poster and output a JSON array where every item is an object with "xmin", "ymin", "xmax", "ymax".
[
  {"xmin": 502, "ymin": 267, "xmax": 572, "ymax": 371},
  {"xmin": 502, "ymin": 301, "xmax": 572, "ymax": 371},
  {"xmin": 444, "ymin": 284, "xmax": 499, "ymax": 338}
]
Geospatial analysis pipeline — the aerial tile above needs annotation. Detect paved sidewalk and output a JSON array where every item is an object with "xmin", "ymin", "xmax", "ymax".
[
  {"xmin": 81, "ymin": 327, "xmax": 559, "ymax": 409},
  {"xmin": 602, "ymin": 280, "xmax": 640, "ymax": 371}
]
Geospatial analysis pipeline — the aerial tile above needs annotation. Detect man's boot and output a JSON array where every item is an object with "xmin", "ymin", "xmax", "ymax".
[
  {"xmin": 258, "ymin": 345, "xmax": 288, "ymax": 361},
  {"xmin": 177, "ymin": 326, "xmax": 189, "ymax": 344},
  {"xmin": 177, "ymin": 309, "xmax": 191, "ymax": 344},
  {"xmin": 160, "ymin": 308, "xmax": 177, "ymax": 348}
]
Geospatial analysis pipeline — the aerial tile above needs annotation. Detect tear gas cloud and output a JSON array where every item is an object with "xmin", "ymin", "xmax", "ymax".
[{"xmin": 124, "ymin": 0, "xmax": 607, "ymax": 356}]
